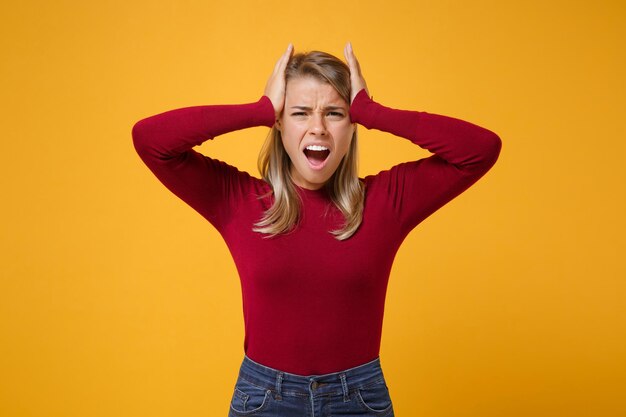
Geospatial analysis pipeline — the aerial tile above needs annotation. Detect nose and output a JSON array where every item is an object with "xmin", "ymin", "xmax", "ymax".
[{"xmin": 309, "ymin": 112, "xmax": 327, "ymax": 135}]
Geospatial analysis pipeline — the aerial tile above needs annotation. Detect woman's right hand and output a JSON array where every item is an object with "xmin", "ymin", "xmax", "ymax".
[{"xmin": 264, "ymin": 43, "xmax": 294, "ymax": 120}]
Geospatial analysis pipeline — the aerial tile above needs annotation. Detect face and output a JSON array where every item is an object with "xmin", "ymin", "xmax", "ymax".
[{"xmin": 276, "ymin": 76, "xmax": 355, "ymax": 190}]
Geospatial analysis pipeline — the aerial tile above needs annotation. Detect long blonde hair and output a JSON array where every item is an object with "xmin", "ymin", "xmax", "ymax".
[{"xmin": 253, "ymin": 50, "xmax": 365, "ymax": 240}]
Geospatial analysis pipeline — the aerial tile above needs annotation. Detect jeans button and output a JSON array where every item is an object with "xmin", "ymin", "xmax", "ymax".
[{"xmin": 311, "ymin": 381, "xmax": 319, "ymax": 390}]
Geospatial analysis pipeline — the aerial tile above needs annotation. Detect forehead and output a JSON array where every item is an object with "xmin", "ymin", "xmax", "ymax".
[{"xmin": 285, "ymin": 77, "xmax": 347, "ymax": 107}]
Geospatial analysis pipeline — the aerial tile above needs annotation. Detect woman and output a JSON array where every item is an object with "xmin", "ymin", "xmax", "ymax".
[{"xmin": 132, "ymin": 42, "xmax": 501, "ymax": 417}]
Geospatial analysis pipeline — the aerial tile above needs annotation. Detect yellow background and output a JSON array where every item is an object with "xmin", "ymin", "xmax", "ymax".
[{"xmin": 1, "ymin": 1, "xmax": 624, "ymax": 416}]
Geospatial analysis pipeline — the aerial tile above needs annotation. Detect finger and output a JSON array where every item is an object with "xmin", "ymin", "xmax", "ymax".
[
  {"xmin": 273, "ymin": 43, "xmax": 292, "ymax": 74},
  {"xmin": 345, "ymin": 42, "xmax": 353, "ymax": 65},
  {"xmin": 280, "ymin": 43, "xmax": 294, "ymax": 71},
  {"xmin": 348, "ymin": 43, "xmax": 363, "ymax": 76},
  {"xmin": 347, "ymin": 43, "xmax": 361, "ymax": 76},
  {"xmin": 278, "ymin": 43, "xmax": 293, "ymax": 72},
  {"xmin": 272, "ymin": 49, "xmax": 284, "ymax": 72}
]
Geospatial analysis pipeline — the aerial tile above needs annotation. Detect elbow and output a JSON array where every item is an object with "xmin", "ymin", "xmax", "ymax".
[
  {"xmin": 485, "ymin": 131, "xmax": 502, "ymax": 167},
  {"xmin": 464, "ymin": 131, "xmax": 502, "ymax": 174},
  {"xmin": 131, "ymin": 119, "xmax": 150, "ymax": 156}
]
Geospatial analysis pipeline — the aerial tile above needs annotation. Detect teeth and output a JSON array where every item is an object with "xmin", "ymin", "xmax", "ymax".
[{"xmin": 305, "ymin": 145, "xmax": 329, "ymax": 151}]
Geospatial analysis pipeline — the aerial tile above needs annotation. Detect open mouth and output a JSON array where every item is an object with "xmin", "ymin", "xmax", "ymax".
[{"xmin": 303, "ymin": 145, "xmax": 331, "ymax": 168}]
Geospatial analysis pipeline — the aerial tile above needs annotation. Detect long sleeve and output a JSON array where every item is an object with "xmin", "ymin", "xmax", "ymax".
[
  {"xmin": 131, "ymin": 96, "xmax": 276, "ymax": 229},
  {"xmin": 349, "ymin": 88, "xmax": 502, "ymax": 233}
]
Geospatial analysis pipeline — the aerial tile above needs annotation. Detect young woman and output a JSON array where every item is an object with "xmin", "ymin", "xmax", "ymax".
[{"xmin": 132, "ymin": 42, "xmax": 501, "ymax": 417}]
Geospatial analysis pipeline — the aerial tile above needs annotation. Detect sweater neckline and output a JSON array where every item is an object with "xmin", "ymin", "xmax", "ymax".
[{"xmin": 294, "ymin": 183, "xmax": 330, "ymax": 200}]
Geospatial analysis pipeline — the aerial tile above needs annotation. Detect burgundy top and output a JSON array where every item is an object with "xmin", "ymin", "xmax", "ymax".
[{"xmin": 132, "ymin": 89, "xmax": 501, "ymax": 375}]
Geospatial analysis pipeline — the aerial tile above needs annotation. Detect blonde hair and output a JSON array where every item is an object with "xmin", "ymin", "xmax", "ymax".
[{"xmin": 253, "ymin": 50, "xmax": 365, "ymax": 240}]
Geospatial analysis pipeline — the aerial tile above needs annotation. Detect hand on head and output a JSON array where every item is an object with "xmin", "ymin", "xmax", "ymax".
[
  {"xmin": 264, "ymin": 42, "xmax": 369, "ymax": 122},
  {"xmin": 264, "ymin": 43, "xmax": 294, "ymax": 120},
  {"xmin": 343, "ymin": 42, "xmax": 369, "ymax": 103}
]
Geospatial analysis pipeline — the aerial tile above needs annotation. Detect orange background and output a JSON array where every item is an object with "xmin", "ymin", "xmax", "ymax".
[{"xmin": 1, "ymin": 1, "xmax": 624, "ymax": 416}]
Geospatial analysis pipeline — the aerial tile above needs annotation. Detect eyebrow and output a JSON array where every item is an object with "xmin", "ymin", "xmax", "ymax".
[{"xmin": 290, "ymin": 105, "xmax": 346, "ymax": 111}]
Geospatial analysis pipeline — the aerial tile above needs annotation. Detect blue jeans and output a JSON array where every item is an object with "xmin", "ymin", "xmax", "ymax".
[{"xmin": 228, "ymin": 354, "xmax": 394, "ymax": 417}]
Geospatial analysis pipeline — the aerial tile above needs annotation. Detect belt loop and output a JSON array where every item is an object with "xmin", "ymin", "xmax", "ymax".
[
  {"xmin": 274, "ymin": 372, "xmax": 284, "ymax": 401},
  {"xmin": 340, "ymin": 373, "xmax": 350, "ymax": 402}
]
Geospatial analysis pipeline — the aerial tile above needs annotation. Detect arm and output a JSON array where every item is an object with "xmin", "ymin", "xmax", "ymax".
[
  {"xmin": 131, "ymin": 98, "xmax": 275, "ymax": 228},
  {"xmin": 132, "ymin": 44, "xmax": 293, "ymax": 230},
  {"xmin": 344, "ymin": 43, "xmax": 502, "ymax": 233},
  {"xmin": 350, "ymin": 89, "xmax": 501, "ymax": 232},
  {"xmin": 350, "ymin": 88, "xmax": 501, "ymax": 175}
]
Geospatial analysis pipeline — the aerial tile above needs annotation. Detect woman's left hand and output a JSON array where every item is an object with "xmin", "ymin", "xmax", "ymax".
[{"xmin": 343, "ymin": 42, "xmax": 369, "ymax": 103}]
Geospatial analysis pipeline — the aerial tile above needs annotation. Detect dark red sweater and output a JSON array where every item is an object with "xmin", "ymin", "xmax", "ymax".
[{"xmin": 132, "ymin": 89, "xmax": 501, "ymax": 375}]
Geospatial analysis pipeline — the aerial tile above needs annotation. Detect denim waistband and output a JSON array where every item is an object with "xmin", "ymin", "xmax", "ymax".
[{"xmin": 237, "ymin": 354, "xmax": 386, "ymax": 399}]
